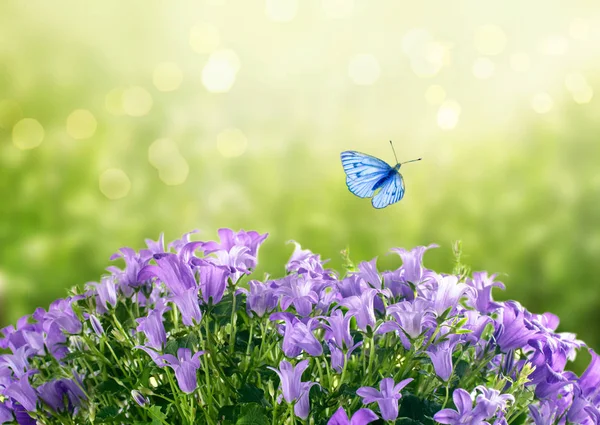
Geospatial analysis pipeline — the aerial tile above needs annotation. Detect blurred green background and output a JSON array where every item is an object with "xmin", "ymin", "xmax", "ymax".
[{"xmin": 1, "ymin": 1, "xmax": 600, "ymax": 370}]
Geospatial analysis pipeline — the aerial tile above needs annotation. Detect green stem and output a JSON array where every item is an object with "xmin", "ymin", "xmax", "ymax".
[
  {"xmin": 246, "ymin": 320, "xmax": 255, "ymax": 359},
  {"xmin": 367, "ymin": 336, "xmax": 376, "ymax": 375},
  {"xmin": 228, "ymin": 280, "xmax": 237, "ymax": 355},
  {"xmin": 165, "ymin": 368, "xmax": 190, "ymax": 423},
  {"xmin": 288, "ymin": 402, "xmax": 296, "ymax": 425}
]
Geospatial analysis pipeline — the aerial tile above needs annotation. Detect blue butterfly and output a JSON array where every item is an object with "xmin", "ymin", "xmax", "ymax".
[{"xmin": 341, "ymin": 141, "xmax": 421, "ymax": 209}]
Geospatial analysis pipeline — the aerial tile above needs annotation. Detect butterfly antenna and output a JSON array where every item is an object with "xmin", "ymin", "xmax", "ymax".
[
  {"xmin": 389, "ymin": 140, "xmax": 399, "ymax": 164},
  {"xmin": 401, "ymin": 157, "xmax": 423, "ymax": 165}
]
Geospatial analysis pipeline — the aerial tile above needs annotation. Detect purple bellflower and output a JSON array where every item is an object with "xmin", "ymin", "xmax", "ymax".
[
  {"xmin": 270, "ymin": 313, "xmax": 322, "ymax": 357},
  {"xmin": 434, "ymin": 388, "xmax": 489, "ymax": 425},
  {"xmin": 327, "ymin": 407, "xmax": 379, "ymax": 425},
  {"xmin": 356, "ymin": 377, "xmax": 413, "ymax": 421},
  {"xmin": 267, "ymin": 360, "xmax": 318, "ymax": 419},
  {"xmin": 286, "ymin": 241, "xmax": 330, "ymax": 275},
  {"xmin": 37, "ymin": 377, "xmax": 86, "ymax": 413},
  {"xmin": 159, "ymin": 348, "xmax": 205, "ymax": 394},
  {"xmin": 426, "ymin": 336, "xmax": 460, "ymax": 382},
  {"xmin": 135, "ymin": 299, "xmax": 170, "ymax": 349},
  {"xmin": 466, "ymin": 272, "xmax": 504, "ymax": 314},
  {"xmin": 390, "ymin": 244, "xmax": 438, "ymax": 284},
  {"xmin": 243, "ymin": 280, "xmax": 278, "ymax": 318},
  {"xmin": 276, "ymin": 274, "xmax": 320, "ymax": 317},
  {"xmin": 430, "ymin": 275, "xmax": 472, "ymax": 316},
  {"xmin": 493, "ymin": 302, "xmax": 538, "ymax": 352},
  {"xmin": 338, "ymin": 289, "xmax": 378, "ymax": 332},
  {"xmin": 138, "ymin": 253, "xmax": 197, "ymax": 296},
  {"xmin": 196, "ymin": 261, "xmax": 230, "ymax": 305},
  {"xmin": 170, "ymin": 287, "xmax": 202, "ymax": 327}
]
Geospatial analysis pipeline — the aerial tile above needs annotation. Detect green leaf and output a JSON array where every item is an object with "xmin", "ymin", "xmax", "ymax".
[
  {"xmin": 236, "ymin": 404, "xmax": 268, "ymax": 425},
  {"xmin": 454, "ymin": 359, "xmax": 469, "ymax": 379},
  {"xmin": 165, "ymin": 339, "xmax": 179, "ymax": 357},
  {"xmin": 396, "ymin": 419, "xmax": 425, "ymax": 425},
  {"xmin": 238, "ymin": 383, "xmax": 265, "ymax": 404},
  {"xmin": 178, "ymin": 332, "xmax": 199, "ymax": 351},
  {"xmin": 218, "ymin": 405, "xmax": 237, "ymax": 422},
  {"xmin": 96, "ymin": 406, "xmax": 120, "ymax": 421},
  {"xmin": 95, "ymin": 378, "xmax": 125, "ymax": 396},
  {"xmin": 147, "ymin": 405, "xmax": 167, "ymax": 425}
]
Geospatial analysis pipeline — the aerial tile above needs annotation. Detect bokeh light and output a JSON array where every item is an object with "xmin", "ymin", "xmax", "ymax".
[
  {"xmin": 472, "ymin": 57, "xmax": 495, "ymax": 79},
  {"xmin": 348, "ymin": 54, "xmax": 380, "ymax": 85},
  {"xmin": 542, "ymin": 35, "xmax": 569, "ymax": 56},
  {"xmin": 122, "ymin": 86, "xmax": 153, "ymax": 117},
  {"xmin": 12, "ymin": 118, "xmax": 44, "ymax": 150},
  {"xmin": 66, "ymin": 109, "xmax": 97, "ymax": 140},
  {"xmin": 322, "ymin": 0, "xmax": 354, "ymax": 19},
  {"xmin": 148, "ymin": 138, "xmax": 189, "ymax": 185},
  {"xmin": 565, "ymin": 72, "xmax": 594, "ymax": 104},
  {"xmin": 217, "ymin": 128, "xmax": 248, "ymax": 158},
  {"xmin": 509, "ymin": 53, "xmax": 530, "ymax": 73},
  {"xmin": 424, "ymin": 85, "xmax": 446, "ymax": 105},
  {"xmin": 531, "ymin": 92, "xmax": 554, "ymax": 114},
  {"xmin": 98, "ymin": 168, "xmax": 131, "ymax": 200},
  {"xmin": 189, "ymin": 23, "xmax": 220, "ymax": 54},
  {"xmin": 474, "ymin": 25, "xmax": 507, "ymax": 56},
  {"xmin": 402, "ymin": 29, "xmax": 447, "ymax": 78},
  {"xmin": 569, "ymin": 18, "xmax": 589, "ymax": 40},
  {"xmin": 265, "ymin": 0, "xmax": 298, "ymax": 22},
  {"xmin": 437, "ymin": 100, "xmax": 461, "ymax": 130},
  {"xmin": 202, "ymin": 49, "xmax": 240, "ymax": 93},
  {"xmin": 153, "ymin": 62, "xmax": 183, "ymax": 92},
  {"xmin": 105, "ymin": 88, "xmax": 126, "ymax": 116}
]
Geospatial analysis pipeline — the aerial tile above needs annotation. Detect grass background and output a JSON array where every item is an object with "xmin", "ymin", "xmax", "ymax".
[{"xmin": 1, "ymin": 0, "xmax": 600, "ymax": 372}]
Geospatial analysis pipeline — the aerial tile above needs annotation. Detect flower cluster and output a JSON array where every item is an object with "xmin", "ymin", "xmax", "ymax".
[{"xmin": 0, "ymin": 228, "xmax": 598, "ymax": 424}]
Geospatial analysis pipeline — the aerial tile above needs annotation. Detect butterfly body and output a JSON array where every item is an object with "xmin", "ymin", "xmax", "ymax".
[{"xmin": 341, "ymin": 149, "xmax": 418, "ymax": 209}]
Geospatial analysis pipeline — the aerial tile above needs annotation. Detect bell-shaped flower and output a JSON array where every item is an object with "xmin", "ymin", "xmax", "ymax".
[
  {"xmin": 322, "ymin": 309, "xmax": 354, "ymax": 349},
  {"xmin": 0, "ymin": 346, "xmax": 35, "ymax": 379},
  {"xmin": 466, "ymin": 272, "xmax": 504, "ymax": 314},
  {"xmin": 276, "ymin": 274, "xmax": 320, "ymax": 317},
  {"xmin": 338, "ymin": 289, "xmax": 378, "ymax": 332},
  {"xmin": 243, "ymin": 280, "xmax": 278, "ymax": 318},
  {"xmin": 327, "ymin": 407, "xmax": 378, "ymax": 425},
  {"xmin": 138, "ymin": 253, "xmax": 197, "ymax": 296},
  {"xmin": 159, "ymin": 348, "xmax": 205, "ymax": 394},
  {"xmin": 426, "ymin": 335, "xmax": 460, "ymax": 382},
  {"xmin": 385, "ymin": 298, "xmax": 435, "ymax": 339},
  {"xmin": 389, "ymin": 244, "xmax": 438, "ymax": 284},
  {"xmin": 196, "ymin": 260, "xmax": 230, "ymax": 305},
  {"xmin": 0, "ymin": 402, "xmax": 12, "ymax": 424},
  {"xmin": 202, "ymin": 228, "xmax": 268, "ymax": 259},
  {"xmin": 286, "ymin": 241, "xmax": 329, "ymax": 275},
  {"xmin": 267, "ymin": 359, "xmax": 310, "ymax": 403},
  {"xmin": 135, "ymin": 299, "xmax": 170, "ymax": 349},
  {"xmin": 267, "ymin": 360, "xmax": 318, "ymax": 419},
  {"xmin": 356, "ymin": 377, "xmax": 413, "ymax": 421},
  {"xmin": 473, "ymin": 386, "xmax": 514, "ymax": 418},
  {"xmin": 434, "ymin": 388, "xmax": 490, "ymax": 425},
  {"xmin": 37, "ymin": 377, "xmax": 86, "ymax": 414},
  {"xmin": 171, "ymin": 287, "xmax": 202, "ymax": 327},
  {"xmin": 430, "ymin": 275, "xmax": 472, "ymax": 316},
  {"xmin": 493, "ymin": 302, "xmax": 538, "ymax": 352},
  {"xmin": 270, "ymin": 313, "xmax": 322, "ymax": 357},
  {"xmin": 4, "ymin": 371, "xmax": 38, "ymax": 412},
  {"xmin": 355, "ymin": 258, "xmax": 381, "ymax": 289}
]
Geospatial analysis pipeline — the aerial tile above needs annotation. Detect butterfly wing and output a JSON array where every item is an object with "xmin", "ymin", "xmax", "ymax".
[
  {"xmin": 371, "ymin": 172, "xmax": 405, "ymax": 209},
  {"xmin": 341, "ymin": 151, "xmax": 392, "ymax": 199}
]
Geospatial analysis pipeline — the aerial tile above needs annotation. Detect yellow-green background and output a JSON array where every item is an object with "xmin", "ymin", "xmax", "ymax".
[{"xmin": 1, "ymin": 1, "xmax": 600, "ymax": 371}]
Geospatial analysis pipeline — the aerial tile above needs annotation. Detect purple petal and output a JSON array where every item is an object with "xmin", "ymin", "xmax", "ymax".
[{"xmin": 356, "ymin": 386, "xmax": 381, "ymax": 404}]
